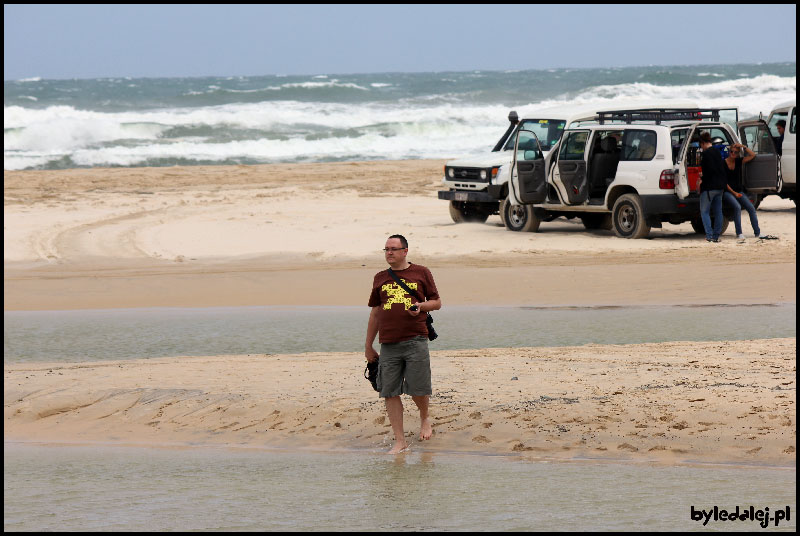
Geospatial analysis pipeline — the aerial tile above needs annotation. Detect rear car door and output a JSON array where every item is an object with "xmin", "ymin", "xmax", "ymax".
[
  {"xmin": 739, "ymin": 120, "xmax": 780, "ymax": 193},
  {"xmin": 510, "ymin": 129, "xmax": 547, "ymax": 204},
  {"xmin": 553, "ymin": 130, "xmax": 590, "ymax": 204}
]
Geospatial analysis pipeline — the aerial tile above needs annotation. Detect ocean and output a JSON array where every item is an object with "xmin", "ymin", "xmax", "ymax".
[{"xmin": 4, "ymin": 63, "xmax": 796, "ymax": 170}]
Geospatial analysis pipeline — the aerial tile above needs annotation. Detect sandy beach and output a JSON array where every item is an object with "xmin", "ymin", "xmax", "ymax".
[{"xmin": 4, "ymin": 160, "xmax": 797, "ymax": 465}]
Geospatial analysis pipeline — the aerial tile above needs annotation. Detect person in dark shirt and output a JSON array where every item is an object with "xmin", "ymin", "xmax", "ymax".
[
  {"xmin": 723, "ymin": 144, "xmax": 777, "ymax": 241},
  {"xmin": 365, "ymin": 234, "xmax": 442, "ymax": 454},
  {"xmin": 696, "ymin": 132, "xmax": 727, "ymax": 242},
  {"xmin": 723, "ymin": 143, "xmax": 757, "ymax": 241},
  {"xmin": 774, "ymin": 120, "xmax": 786, "ymax": 157}
]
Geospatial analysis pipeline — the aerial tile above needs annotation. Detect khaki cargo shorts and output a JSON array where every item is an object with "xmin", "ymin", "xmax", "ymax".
[{"xmin": 377, "ymin": 336, "xmax": 432, "ymax": 398}]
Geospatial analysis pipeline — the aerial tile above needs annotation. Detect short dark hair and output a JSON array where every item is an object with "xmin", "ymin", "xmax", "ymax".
[
  {"xmin": 776, "ymin": 120, "xmax": 786, "ymax": 128},
  {"xmin": 388, "ymin": 234, "xmax": 408, "ymax": 248},
  {"xmin": 699, "ymin": 131, "xmax": 713, "ymax": 144}
]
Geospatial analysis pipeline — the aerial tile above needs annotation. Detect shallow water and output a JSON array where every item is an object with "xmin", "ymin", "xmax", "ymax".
[
  {"xmin": 3, "ymin": 303, "xmax": 796, "ymax": 363},
  {"xmin": 3, "ymin": 443, "xmax": 796, "ymax": 532}
]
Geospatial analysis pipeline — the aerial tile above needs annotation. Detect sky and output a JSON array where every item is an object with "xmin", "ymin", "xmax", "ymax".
[{"xmin": 4, "ymin": 4, "xmax": 797, "ymax": 80}]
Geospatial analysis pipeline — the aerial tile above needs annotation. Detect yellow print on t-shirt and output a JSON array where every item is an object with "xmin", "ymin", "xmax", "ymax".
[{"xmin": 382, "ymin": 280, "xmax": 418, "ymax": 310}]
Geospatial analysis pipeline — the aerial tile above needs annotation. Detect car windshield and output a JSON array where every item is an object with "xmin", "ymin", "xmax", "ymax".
[{"xmin": 504, "ymin": 119, "xmax": 566, "ymax": 151}]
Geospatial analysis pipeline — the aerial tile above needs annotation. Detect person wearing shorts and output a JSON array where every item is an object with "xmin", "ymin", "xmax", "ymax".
[{"xmin": 365, "ymin": 234, "xmax": 441, "ymax": 454}]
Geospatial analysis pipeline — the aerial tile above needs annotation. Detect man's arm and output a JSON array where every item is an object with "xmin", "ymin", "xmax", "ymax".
[
  {"xmin": 419, "ymin": 299, "xmax": 442, "ymax": 312},
  {"xmin": 365, "ymin": 306, "xmax": 380, "ymax": 362},
  {"xmin": 409, "ymin": 298, "xmax": 442, "ymax": 316}
]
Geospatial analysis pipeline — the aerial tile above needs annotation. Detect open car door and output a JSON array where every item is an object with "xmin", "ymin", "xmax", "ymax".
[
  {"xmin": 739, "ymin": 119, "xmax": 781, "ymax": 193},
  {"xmin": 551, "ymin": 130, "xmax": 590, "ymax": 204},
  {"xmin": 509, "ymin": 129, "xmax": 547, "ymax": 204}
]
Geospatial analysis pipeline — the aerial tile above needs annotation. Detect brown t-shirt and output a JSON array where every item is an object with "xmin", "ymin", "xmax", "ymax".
[{"xmin": 368, "ymin": 263, "xmax": 440, "ymax": 344}]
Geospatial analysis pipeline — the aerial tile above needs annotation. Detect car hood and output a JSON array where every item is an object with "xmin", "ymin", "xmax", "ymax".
[{"xmin": 446, "ymin": 152, "xmax": 514, "ymax": 168}]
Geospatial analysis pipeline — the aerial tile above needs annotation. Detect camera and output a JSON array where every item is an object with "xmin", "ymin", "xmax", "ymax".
[{"xmin": 409, "ymin": 305, "xmax": 418, "ymax": 311}]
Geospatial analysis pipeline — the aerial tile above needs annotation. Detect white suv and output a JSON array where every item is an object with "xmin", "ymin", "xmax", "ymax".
[
  {"xmin": 439, "ymin": 109, "xmax": 568, "ymax": 225},
  {"xmin": 508, "ymin": 108, "xmax": 781, "ymax": 238},
  {"xmin": 439, "ymin": 102, "xmax": 699, "ymax": 230},
  {"xmin": 765, "ymin": 100, "xmax": 796, "ymax": 202}
]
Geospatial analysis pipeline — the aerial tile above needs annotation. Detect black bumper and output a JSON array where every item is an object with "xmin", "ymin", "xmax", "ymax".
[
  {"xmin": 438, "ymin": 190, "xmax": 499, "ymax": 203},
  {"xmin": 640, "ymin": 194, "xmax": 699, "ymax": 216}
]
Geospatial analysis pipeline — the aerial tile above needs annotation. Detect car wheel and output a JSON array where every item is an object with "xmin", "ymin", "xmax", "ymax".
[
  {"xmin": 690, "ymin": 215, "xmax": 730, "ymax": 235},
  {"xmin": 501, "ymin": 198, "xmax": 540, "ymax": 232},
  {"xmin": 449, "ymin": 201, "xmax": 489, "ymax": 224},
  {"xmin": 580, "ymin": 213, "xmax": 612, "ymax": 230},
  {"xmin": 612, "ymin": 193, "xmax": 651, "ymax": 239}
]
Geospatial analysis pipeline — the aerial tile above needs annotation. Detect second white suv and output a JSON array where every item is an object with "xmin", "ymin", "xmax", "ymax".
[{"xmin": 508, "ymin": 108, "xmax": 781, "ymax": 238}]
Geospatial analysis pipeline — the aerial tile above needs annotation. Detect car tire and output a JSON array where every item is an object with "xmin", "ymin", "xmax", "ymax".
[
  {"xmin": 612, "ymin": 193, "xmax": 651, "ymax": 239},
  {"xmin": 449, "ymin": 201, "xmax": 489, "ymax": 224},
  {"xmin": 501, "ymin": 198, "xmax": 540, "ymax": 232},
  {"xmin": 690, "ymin": 215, "xmax": 730, "ymax": 236},
  {"xmin": 580, "ymin": 213, "xmax": 613, "ymax": 231}
]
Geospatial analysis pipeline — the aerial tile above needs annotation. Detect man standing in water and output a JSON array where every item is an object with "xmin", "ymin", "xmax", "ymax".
[{"xmin": 365, "ymin": 235, "xmax": 441, "ymax": 454}]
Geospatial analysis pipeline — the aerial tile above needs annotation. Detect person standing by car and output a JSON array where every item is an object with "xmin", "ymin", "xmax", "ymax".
[
  {"xmin": 774, "ymin": 120, "xmax": 786, "ymax": 156},
  {"xmin": 697, "ymin": 132, "xmax": 727, "ymax": 242},
  {"xmin": 365, "ymin": 234, "xmax": 441, "ymax": 454}
]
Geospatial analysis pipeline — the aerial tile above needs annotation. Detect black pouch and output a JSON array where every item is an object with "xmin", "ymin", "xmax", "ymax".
[
  {"xmin": 364, "ymin": 358, "xmax": 379, "ymax": 392},
  {"xmin": 425, "ymin": 313, "xmax": 438, "ymax": 341}
]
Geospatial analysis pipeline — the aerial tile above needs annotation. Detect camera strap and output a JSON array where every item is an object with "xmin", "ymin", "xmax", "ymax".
[
  {"xmin": 387, "ymin": 267, "xmax": 423, "ymax": 304},
  {"xmin": 387, "ymin": 267, "xmax": 438, "ymax": 341}
]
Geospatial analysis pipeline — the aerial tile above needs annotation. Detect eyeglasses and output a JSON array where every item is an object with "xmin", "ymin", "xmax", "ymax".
[{"xmin": 382, "ymin": 247, "xmax": 407, "ymax": 252}]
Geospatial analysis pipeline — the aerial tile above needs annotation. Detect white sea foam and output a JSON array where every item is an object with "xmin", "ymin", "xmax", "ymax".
[
  {"xmin": 4, "ymin": 74, "xmax": 795, "ymax": 170},
  {"xmin": 531, "ymin": 74, "xmax": 795, "ymax": 119}
]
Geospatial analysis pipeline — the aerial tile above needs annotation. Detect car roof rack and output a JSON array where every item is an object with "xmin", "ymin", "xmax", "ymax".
[{"xmin": 596, "ymin": 108, "xmax": 724, "ymax": 125}]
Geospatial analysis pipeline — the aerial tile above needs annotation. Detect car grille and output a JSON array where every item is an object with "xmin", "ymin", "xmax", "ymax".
[{"xmin": 448, "ymin": 167, "xmax": 486, "ymax": 182}]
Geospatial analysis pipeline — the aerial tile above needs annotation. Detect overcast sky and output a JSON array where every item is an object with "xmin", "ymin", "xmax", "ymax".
[{"xmin": 4, "ymin": 4, "xmax": 797, "ymax": 80}]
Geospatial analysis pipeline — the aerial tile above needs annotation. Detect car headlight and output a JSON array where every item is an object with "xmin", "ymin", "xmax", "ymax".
[
  {"xmin": 448, "ymin": 168, "xmax": 454, "ymax": 178},
  {"xmin": 480, "ymin": 170, "xmax": 487, "ymax": 180}
]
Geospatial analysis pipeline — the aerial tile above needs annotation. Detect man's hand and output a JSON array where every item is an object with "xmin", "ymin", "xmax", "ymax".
[
  {"xmin": 408, "ymin": 302, "xmax": 423, "ymax": 317},
  {"xmin": 365, "ymin": 346, "xmax": 379, "ymax": 363}
]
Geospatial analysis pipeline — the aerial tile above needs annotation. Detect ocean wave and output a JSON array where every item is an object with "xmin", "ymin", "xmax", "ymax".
[
  {"xmin": 4, "ymin": 71, "xmax": 795, "ymax": 170},
  {"xmin": 531, "ymin": 74, "xmax": 795, "ymax": 119}
]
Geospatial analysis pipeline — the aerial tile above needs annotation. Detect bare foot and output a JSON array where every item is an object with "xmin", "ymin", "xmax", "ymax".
[
  {"xmin": 388, "ymin": 441, "xmax": 410, "ymax": 454},
  {"xmin": 419, "ymin": 418, "xmax": 433, "ymax": 441}
]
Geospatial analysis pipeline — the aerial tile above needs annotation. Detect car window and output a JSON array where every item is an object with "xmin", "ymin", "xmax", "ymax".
[
  {"xmin": 559, "ymin": 131, "xmax": 588, "ymax": 161},
  {"xmin": 791, "ymin": 108, "xmax": 796, "ymax": 134},
  {"xmin": 505, "ymin": 119, "xmax": 566, "ymax": 151},
  {"xmin": 768, "ymin": 111, "xmax": 789, "ymax": 137},
  {"xmin": 692, "ymin": 127, "xmax": 734, "ymax": 145},
  {"xmin": 515, "ymin": 129, "xmax": 543, "ymax": 161},
  {"xmin": 742, "ymin": 125, "xmax": 775, "ymax": 155},
  {"xmin": 671, "ymin": 128, "xmax": 689, "ymax": 164},
  {"xmin": 621, "ymin": 130, "xmax": 657, "ymax": 161}
]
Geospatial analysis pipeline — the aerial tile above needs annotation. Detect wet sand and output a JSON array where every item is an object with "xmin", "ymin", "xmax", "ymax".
[
  {"xmin": 3, "ymin": 160, "xmax": 796, "ymax": 464},
  {"xmin": 4, "ymin": 338, "xmax": 796, "ymax": 466}
]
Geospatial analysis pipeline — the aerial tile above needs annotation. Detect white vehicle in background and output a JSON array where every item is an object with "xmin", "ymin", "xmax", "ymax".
[
  {"xmin": 439, "ymin": 102, "xmax": 699, "ymax": 231},
  {"xmin": 439, "ymin": 108, "xmax": 568, "ymax": 228},
  {"xmin": 764, "ymin": 100, "xmax": 796, "ymax": 202},
  {"xmin": 507, "ymin": 107, "xmax": 781, "ymax": 238}
]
